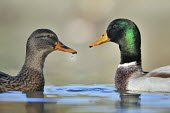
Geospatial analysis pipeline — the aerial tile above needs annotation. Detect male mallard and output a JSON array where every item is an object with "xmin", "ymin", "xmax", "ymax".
[
  {"xmin": 89, "ymin": 18, "xmax": 170, "ymax": 92},
  {"xmin": 0, "ymin": 29, "xmax": 77, "ymax": 92}
]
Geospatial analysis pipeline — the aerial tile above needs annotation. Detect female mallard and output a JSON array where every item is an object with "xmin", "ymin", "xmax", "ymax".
[
  {"xmin": 89, "ymin": 18, "xmax": 170, "ymax": 92},
  {"xmin": 0, "ymin": 29, "xmax": 77, "ymax": 92}
]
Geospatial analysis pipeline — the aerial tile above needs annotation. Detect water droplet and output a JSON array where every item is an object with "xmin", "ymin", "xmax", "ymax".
[{"xmin": 70, "ymin": 54, "xmax": 75, "ymax": 60}]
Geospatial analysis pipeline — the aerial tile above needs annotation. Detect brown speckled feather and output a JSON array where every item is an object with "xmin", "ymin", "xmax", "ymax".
[
  {"xmin": 150, "ymin": 73, "xmax": 170, "ymax": 78},
  {"xmin": 0, "ymin": 69, "xmax": 44, "ymax": 91},
  {"xmin": 115, "ymin": 64, "xmax": 146, "ymax": 90},
  {"xmin": 0, "ymin": 72, "xmax": 14, "ymax": 91}
]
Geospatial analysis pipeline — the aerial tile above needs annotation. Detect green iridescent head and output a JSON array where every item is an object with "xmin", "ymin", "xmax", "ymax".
[
  {"xmin": 89, "ymin": 18, "xmax": 142, "ymax": 64},
  {"xmin": 106, "ymin": 18, "xmax": 141, "ymax": 55}
]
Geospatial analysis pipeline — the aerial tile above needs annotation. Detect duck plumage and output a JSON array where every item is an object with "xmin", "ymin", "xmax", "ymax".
[
  {"xmin": 0, "ymin": 29, "xmax": 77, "ymax": 92},
  {"xmin": 89, "ymin": 18, "xmax": 170, "ymax": 92}
]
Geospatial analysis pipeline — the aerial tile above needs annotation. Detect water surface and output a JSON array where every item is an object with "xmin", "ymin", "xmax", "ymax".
[{"xmin": 0, "ymin": 84, "xmax": 170, "ymax": 113}]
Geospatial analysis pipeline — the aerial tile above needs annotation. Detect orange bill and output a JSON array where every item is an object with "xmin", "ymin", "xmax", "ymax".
[
  {"xmin": 54, "ymin": 41, "xmax": 77, "ymax": 54},
  {"xmin": 89, "ymin": 32, "xmax": 110, "ymax": 48}
]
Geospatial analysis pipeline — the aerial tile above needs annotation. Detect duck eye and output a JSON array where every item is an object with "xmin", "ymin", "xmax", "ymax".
[
  {"xmin": 47, "ymin": 35, "xmax": 50, "ymax": 38},
  {"xmin": 113, "ymin": 25, "xmax": 118, "ymax": 29}
]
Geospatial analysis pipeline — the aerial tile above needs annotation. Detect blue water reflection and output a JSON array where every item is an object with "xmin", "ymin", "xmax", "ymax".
[{"xmin": 0, "ymin": 84, "xmax": 170, "ymax": 113}]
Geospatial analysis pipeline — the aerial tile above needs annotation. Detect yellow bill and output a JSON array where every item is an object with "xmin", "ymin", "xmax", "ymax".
[
  {"xmin": 54, "ymin": 41, "xmax": 77, "ymax": 54},
  {"xmin": 89, "ymin": 32, "xmax": 110, "ymax": 48}
]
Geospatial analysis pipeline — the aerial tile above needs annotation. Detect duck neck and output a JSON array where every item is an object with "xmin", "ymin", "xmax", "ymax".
[
  {"xmin": 119, "ymin": 44, "xmax": 141, "ymax": 66},
  {"xmin": 119, "ymin": 26, "xmax": 142, "ymax": 66},
  {"xmin": 117, "ymin": 33, "xmax": 142, "ymax": 90},
  {"xmin": 19, "ymin": 49, "xmax": 51, "ymax": 76}
]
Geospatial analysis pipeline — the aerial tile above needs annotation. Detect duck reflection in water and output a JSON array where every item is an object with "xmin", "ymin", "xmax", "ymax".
[
  {"xmin": 117, "ymin": 90, "xmax": 141, "ymax": 113},
  {"xmin": 25, "ymin": 92, "xmax": 44, "ymax": 113},
  {"xmin": 25, "ymin": 92, "xmax": 56, "ymax": 113}
]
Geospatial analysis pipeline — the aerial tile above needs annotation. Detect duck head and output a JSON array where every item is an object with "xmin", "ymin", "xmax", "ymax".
[
  {"xmin": 89, "ymin": 19, "xmax": 141, "ymax": 65},
  {"xmin": 27, "ymin": 29, "xmax": 77, "ymax": 55}
]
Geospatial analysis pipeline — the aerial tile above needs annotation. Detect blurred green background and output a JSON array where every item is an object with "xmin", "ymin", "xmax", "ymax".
[{"xmin": 0, "ymin": 0, "xmax": 170, "ymax": 85}]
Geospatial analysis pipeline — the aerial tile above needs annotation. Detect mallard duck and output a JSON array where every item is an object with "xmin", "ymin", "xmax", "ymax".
[
  {"xmin": 0, "ymin": 29, "xmax": 77, "ymax": 92},
  {"xmin": 89, "ymin": 18, "xmax": 170, "ymax": 92}
]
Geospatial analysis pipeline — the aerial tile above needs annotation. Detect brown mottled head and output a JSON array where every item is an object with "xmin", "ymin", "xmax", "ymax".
[{"xmin": 27, "ymin": 29, "xmax": 77, "ymax": 54}]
